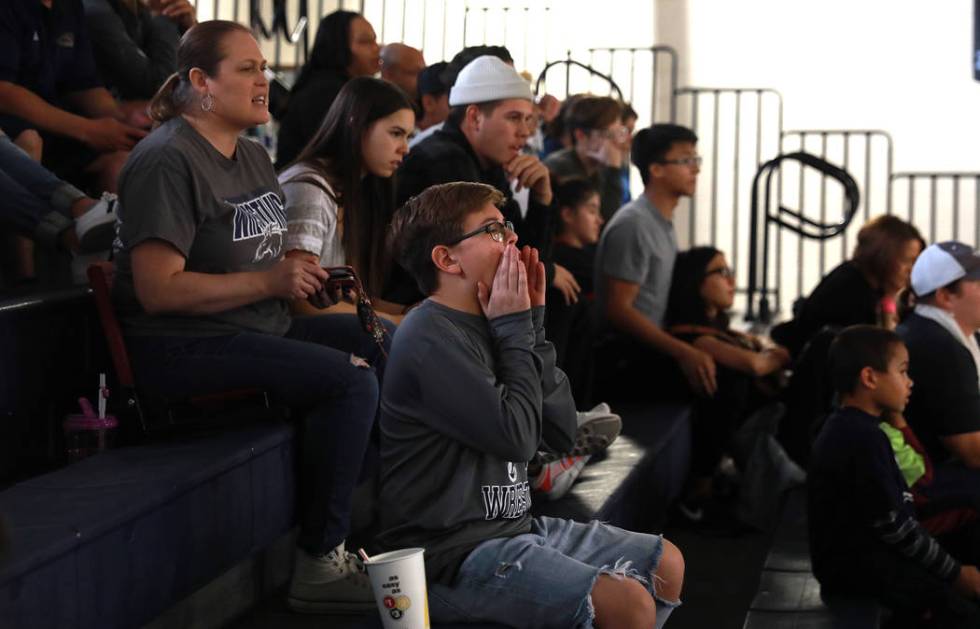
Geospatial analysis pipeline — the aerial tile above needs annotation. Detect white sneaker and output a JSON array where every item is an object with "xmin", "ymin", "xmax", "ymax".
[
  {"xmin": 74, "ymin": 192, "xmax": 118, "ymax": 252},
  {"xmin": 532, "ymin": 455, "xmax": 590, "ymax": 500},
  {"xmin": 575, "ymin": 403, "xmax": 621, "ymax": 453},
  {"xmin": 541, "ymin": 403, "xmax": 622, "ymax": 464},
  {"xmin": 538, "ymin": 402, "xmax": 623, "ymax": 463},
  {"xmin": 287, "ymin": 543, "xmax": 375, "ymax": 614}
]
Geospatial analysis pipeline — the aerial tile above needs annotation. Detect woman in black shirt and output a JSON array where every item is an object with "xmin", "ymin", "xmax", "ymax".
[
  {"xmin": 775, "ymin": 215, "xmax": 924, "ymax": 358},
  {"xmin": 275, "ymin": 10, "xmax": 381, "ymax": 167}
]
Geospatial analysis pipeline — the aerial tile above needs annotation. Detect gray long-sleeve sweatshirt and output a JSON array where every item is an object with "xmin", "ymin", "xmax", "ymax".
[{"xmin": 377, "ymin": 300, "xmax": 577, "ymax": 584}]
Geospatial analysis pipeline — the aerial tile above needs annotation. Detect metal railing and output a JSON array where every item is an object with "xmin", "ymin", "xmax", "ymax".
[
  {"xmin": 462, "ymin": 3, "xmax": 555, "ymax": 74},
  {"xmin": 746, "ymin": 152, "xmax": 862, "ymax": 322},
  {"xmin": 533, "ymin": 54, "xmax": 626, "ymax": 101},
  {"xmin": 586, "ymin": 46, "xmax": 678, "ymax": 123},
  {"xmin": 890, "ymin": 172, "xmax": 980, "ymax": 245},
  {"xmin": 777, "ymin": 130, "xmax": 893, "ymax": 302},
  {"xmin": 671, "ymin": 87, "xmax": 784, "ymax": 314}
]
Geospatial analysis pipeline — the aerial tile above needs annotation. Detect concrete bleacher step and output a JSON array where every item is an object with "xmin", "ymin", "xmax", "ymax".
[
  {"xmin": 742, "ymin": 610, "xmax": 840, "ymax": 629},
  {"xmin": 763, "ymin": 489, "xmax": 812, "ymax": 573},
  {"xmin": 744, "ymin": 487, "xmax": 881, "ymax": 629},
  {"xmin": 0, "ymin": 423, "xmax": 296, "ymax": 629},
  {"xmin": 750, "ymin": 571, "xmax": 826, "ymax": 613},
  {"xmin": 764, "ymin": 539, "xmax": 813, "ymax": 573},
  {"xmin": 533, "ymin": 401, "xmax": 691, "ymax": 530}
]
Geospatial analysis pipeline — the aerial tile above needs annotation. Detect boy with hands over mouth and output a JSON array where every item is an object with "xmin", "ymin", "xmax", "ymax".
[{"xmin": 377, "ymin": 182, "xmax": 683, "ymax": 628}]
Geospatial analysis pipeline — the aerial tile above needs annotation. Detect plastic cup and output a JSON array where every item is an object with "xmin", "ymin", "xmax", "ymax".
[
  {"xmin": 364, "ymin": 548, "xmax": 430, "ymax": 629},
  {"xmin": 63, "ymin": 414, "xmax": 118, "ymax": 463}
]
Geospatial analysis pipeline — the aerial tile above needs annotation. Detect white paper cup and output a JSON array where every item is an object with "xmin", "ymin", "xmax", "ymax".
[{"xmin": 364, "ymin": 548, "xmax": 430, "ymax": 629}]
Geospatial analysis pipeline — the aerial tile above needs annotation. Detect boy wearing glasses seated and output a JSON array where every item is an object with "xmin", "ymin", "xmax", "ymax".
[
  {"xmin": 376, "ymin": 181, "xmax": 684, "ymax": 628},
  {"xmin": 594, "ymin": 124, "xmax": 715, "ymax": 401}
]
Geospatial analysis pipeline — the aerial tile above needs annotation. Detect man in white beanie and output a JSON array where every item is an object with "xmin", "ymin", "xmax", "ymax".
[
  {"xmin": 387, "ymin": 53, "xmax": 624, "ymax": 503},
  {"xmin": 898, "ymin": 240, "xmax": 980, "ymax": 469},
  {"xmin": 389, "ymin": 54, "xmax": 558, "ymax": 307}
]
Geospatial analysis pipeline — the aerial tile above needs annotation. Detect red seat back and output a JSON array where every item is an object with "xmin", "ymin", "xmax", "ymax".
[{"xmin": 87, "ymin": 262, "xmax": 136, "ymax": 389}]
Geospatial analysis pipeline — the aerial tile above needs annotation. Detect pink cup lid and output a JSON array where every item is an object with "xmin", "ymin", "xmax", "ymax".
[{"xmin": 63, "ymin": 414, "xmax": 119, "ymax": 431}]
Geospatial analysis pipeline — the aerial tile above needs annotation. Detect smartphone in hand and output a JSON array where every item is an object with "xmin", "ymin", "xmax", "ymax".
[{"xmin": 308, "ymin": 265, "xmax": 357, "ymax": 309}]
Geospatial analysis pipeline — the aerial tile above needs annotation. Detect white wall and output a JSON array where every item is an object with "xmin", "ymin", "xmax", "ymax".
[{"xmin": 661, "ymin": 0, "xmax": 979, "ymax": 173}]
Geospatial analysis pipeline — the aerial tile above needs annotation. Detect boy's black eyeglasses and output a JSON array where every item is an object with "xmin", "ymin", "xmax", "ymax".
[{"xmin": 446, "ymin": 220, "xmax": 515, "ymax": 245}]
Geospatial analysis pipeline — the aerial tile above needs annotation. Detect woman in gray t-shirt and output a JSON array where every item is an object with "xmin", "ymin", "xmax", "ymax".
[
  {"xmin": 112, "ymin": 21, "xmax": 381, "ymax": 614},
  {"xmin": 278, "ymin": 77, "xmax": 414, "ymax": 325}
]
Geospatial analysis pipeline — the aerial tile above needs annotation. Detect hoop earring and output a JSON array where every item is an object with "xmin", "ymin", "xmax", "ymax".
[{"xmin": 201, "ymin": 93, "xmax": 215, "ymax": 113}]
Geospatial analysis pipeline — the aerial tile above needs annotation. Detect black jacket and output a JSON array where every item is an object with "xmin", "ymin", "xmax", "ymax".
[
  {"xmin": 898, "ymin": 312, "xmax": 980, "ymax": 465},
  {"xmin": 775, "ymin": 261, "xmax": 879, "ymax": 358},
  {"xmin": 275, "ymin": 69, "xmax": 347, "ymax": 168},
  {"xmin": 386, "ymin": 118, "xmax": 556, "ymax": 304}
]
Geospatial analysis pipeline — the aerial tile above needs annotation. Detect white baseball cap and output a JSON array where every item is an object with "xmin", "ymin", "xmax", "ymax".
[{"xmin": 910, "ymin": 240, "xmax": 980, "ymax": 297}]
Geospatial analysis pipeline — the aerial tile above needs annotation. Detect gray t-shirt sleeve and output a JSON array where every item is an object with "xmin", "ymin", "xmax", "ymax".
[
  {"xmin": 599, "ymin": 219, "xmax": 651, "ymax": 284},
  {"xmin": 281, "ymin": 175, "xmax": 339, "ymax": 260},
  {"xmin": 416, "ymin": 311, "xmax": 544, "ymax": 462},
  {"xmin": 117, "ymin": 150, "xmax": 196, "ymax": 257}
]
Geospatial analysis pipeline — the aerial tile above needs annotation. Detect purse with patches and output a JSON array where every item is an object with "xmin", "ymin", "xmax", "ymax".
[{"xmin": 310, "ymin": 265, "xmax": 389, "ymax": 361}]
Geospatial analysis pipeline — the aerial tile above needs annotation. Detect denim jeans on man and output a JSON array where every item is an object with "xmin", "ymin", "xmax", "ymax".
[{"xmin": 0, "ymin": 130, "xmax": 87, "ymax": 246}]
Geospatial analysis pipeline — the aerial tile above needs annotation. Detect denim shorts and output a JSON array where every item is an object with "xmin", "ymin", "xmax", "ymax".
[{"xmin": 428, "ymin": 516, "xmax": 680, "ymax": 628}]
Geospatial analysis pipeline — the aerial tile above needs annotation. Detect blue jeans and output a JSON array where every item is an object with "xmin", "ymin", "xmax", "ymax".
[
  {"xmin": 0, "ymin": 130, "xmax": 86, "ymax": 246},
  {"xmin": 429, "ymin": 516, "xmax": 680, "ymax": 628},
  {"xmin": 126, "ymin": 314, "xmax": 393, "ymax": 555}
]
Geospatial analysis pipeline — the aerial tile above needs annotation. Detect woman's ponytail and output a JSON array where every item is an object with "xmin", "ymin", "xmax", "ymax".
[{"xmin": 148, "ymin": 72, "xmax": 184, "ymax": 124}]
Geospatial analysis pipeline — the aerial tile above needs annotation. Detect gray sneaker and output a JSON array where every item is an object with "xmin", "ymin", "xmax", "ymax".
[
  {"xmin": 540, "ymin": 403, "xmax": 622, "ymax": 463},
  {"xmin": 287, "ymin": 544, "xmax": 375, "ymax": 614}
]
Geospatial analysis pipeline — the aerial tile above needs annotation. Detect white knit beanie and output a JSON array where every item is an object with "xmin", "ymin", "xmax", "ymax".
[{"xmin": 448, "ymin": 55, "xmax": 533, "ymax": 106}]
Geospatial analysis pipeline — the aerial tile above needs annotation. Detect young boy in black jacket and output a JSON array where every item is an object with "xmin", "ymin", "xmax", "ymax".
[
  {"xmin": 377, "ymin": 181, "xmax": 683, "ymax": 628},
  {"xmin": 809, "ymin": 325, "xmax": 980, "ymax": 626}
]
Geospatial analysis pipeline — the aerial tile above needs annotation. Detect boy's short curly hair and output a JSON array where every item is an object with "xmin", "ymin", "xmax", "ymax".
[{"xmin": 388, "ymin": 182, "xmax": 505, "ymax": 296}]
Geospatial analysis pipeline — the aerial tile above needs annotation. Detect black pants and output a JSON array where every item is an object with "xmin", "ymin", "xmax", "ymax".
[{"xmin": 545, "ymin": 295, "xmax": 596, "ymax": 406}]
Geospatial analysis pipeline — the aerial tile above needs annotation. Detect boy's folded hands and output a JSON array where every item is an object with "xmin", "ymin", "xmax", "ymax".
[
  {"xmin": 520, "ymin": 245, "xmax": 546, "ymax": 308},
  {"xmin": 479, "ymin": 245, "xmax": 531, "ymax": 319}
]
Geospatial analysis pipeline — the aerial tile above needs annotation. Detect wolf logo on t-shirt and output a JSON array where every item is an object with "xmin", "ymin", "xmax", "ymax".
[{"xmin": 230, "ymin": 191, "xmax": 287, "ymax": 262}]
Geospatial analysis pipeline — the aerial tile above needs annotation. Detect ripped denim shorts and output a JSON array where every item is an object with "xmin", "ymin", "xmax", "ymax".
[{"xmin": 427, "ymin": 516, "xmax": 680, "ymax": 628}]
